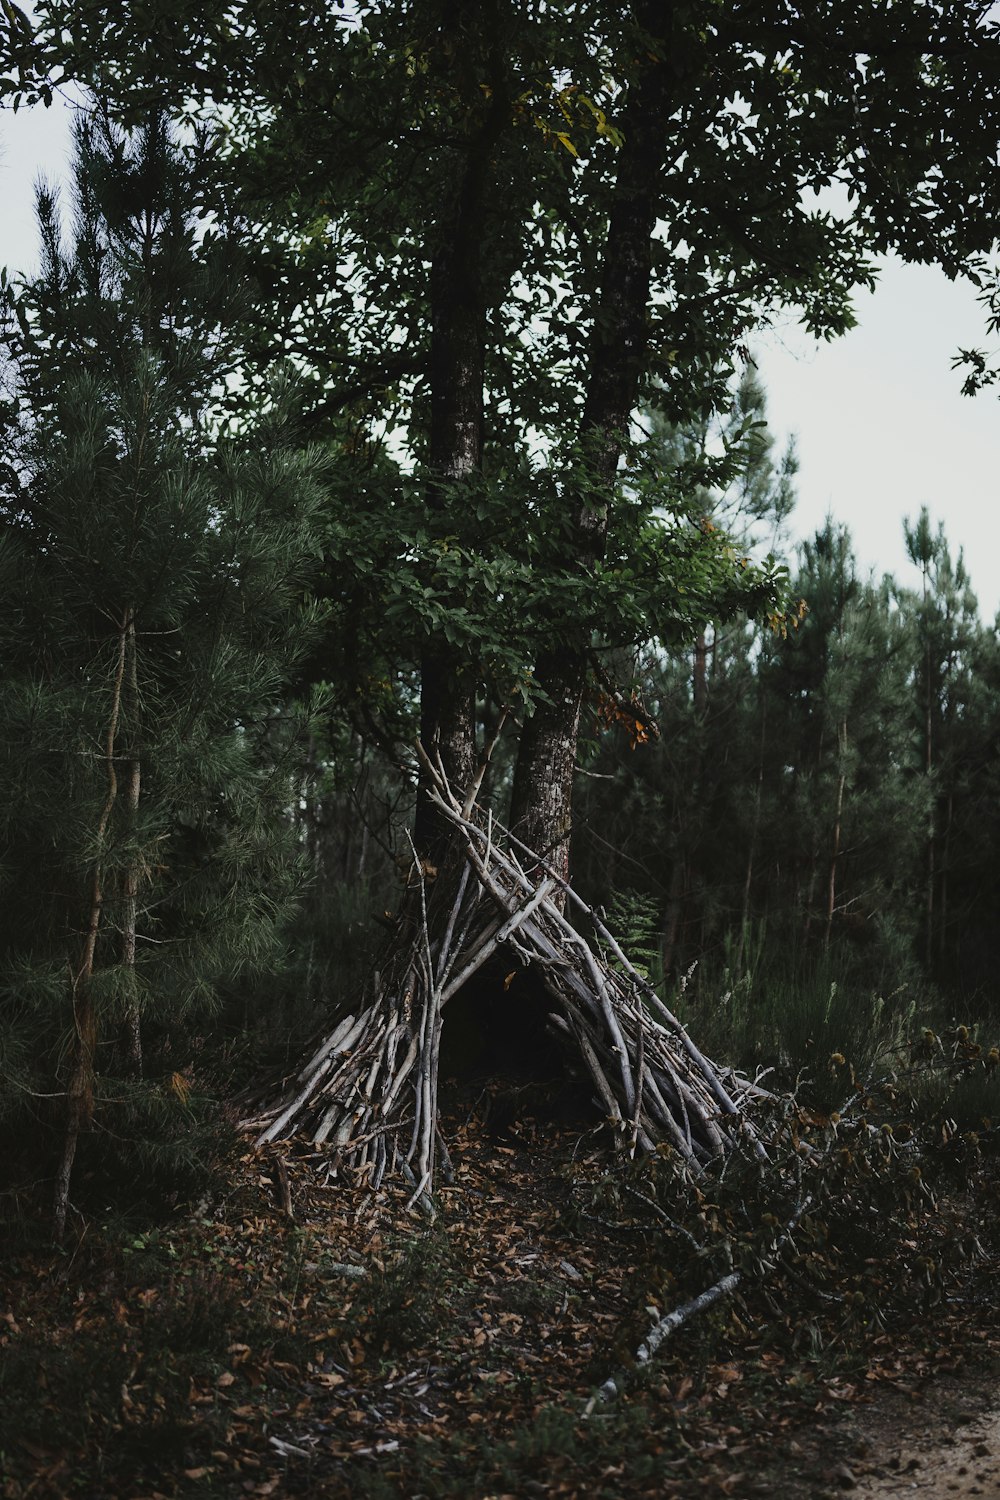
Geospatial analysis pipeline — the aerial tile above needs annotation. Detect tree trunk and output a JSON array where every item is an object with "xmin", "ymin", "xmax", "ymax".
[
  {"xmin": 693, "ymin": 632, "xmax": 709, "ymax": 716},
  {"xmin": 661, "ymin": 856, "xmax": 686, "ymax": 980},
  {"xmin": 923, "ymin": 583, "xmax": 935, "ymax": 971},
  {"xmin": 509, "ymin": 654, "xmax": 586, "ymax": 881},
  {"xmin": 53, "ymin": 611, "xmax": 129, "ymax": 1240},
  {"xmin": 510, "ymin": 16, "xmax": 672, "ymax": 871},
  {"xmin": 803, "ymin": 724, "xmax": 825, "ymax": 941},
  {"xmin": 121, "ymin": 609, "xmax": 143, "ymax": 1074},
  {"xmin": 412, "ymin": 11, "xmax": 506, "ymax": 860},
  {"xmin": 824, "ymin": 722, "xmax": 847, "ymax": 952},
  {"xmin": 940, "ymin": 787, "xmax": 953, "ymax": 966},
  {"xmin": 735, "ymin": 700, "xmax": 767, "ymax": 979}
]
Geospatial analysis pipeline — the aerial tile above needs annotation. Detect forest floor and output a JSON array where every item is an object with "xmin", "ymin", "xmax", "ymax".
[{"xmin": 3, "ymin": 1088, "xmax": 1000, "ymax": 1500}]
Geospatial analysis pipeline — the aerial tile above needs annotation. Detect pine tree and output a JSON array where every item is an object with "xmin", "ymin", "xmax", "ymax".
[
  {"xmin": 0, "ymin": 108, "xmax": 327, "ymax": 1235},
  {"xmin": 955, "ymin": 620, "xmax": 1000, "ymax": 995},
  {"xmin": 573, "ymin": 370, "xmax": 797, "ymax": 983},
  {"xmin": 903, "ymin": 508, "xmax": 983, "ymax": 976},
  {"xmin": 756, "ymin": 522, "xmax": 924, "ymax": 980}
]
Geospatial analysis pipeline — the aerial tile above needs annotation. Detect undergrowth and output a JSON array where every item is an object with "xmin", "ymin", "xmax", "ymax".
[
  {"xmin": 570, "ymin": 1023, "xmax": 1000, "ymax": 1392},
  {"xmin": 351, "ymin": 1229, "xmax": 469, "ymax": 1357},
  {"xmin": 3, "ymin": 1052, "xmax": 1000, "ymax": 1500}
]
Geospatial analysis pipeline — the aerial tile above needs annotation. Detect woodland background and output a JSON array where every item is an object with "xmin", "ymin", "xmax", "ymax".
[
  {"xmin": 3, "ymin": 0, "xmax": 1000, "ymax": 1223},
  {"xmin": 1, "ymin": 112, "xmax": 998, "ymax": 1217},
  {"xmin": 8, "ymin": 7, "xmax": 1000, "ymax": 1496}
]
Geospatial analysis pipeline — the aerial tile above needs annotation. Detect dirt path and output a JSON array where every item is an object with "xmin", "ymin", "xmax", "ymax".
[
  {"xmin": 852, "ymin": 1389, "xmax": 1000, "ymax": 1499},
  {"xmin": 784, "ymin": 1375, "xmax": 1000, "ymax": 1499}
]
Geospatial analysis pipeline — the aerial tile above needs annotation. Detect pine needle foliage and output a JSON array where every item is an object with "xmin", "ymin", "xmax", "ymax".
[{"xmin": 0, "ymin": 105, "xmax": 328, "ymax": 1229}]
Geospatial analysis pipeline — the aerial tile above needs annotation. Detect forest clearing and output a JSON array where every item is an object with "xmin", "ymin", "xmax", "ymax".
[{"xmin": 5, "ymin": 1, "xmax": 1000, "ymax": 1495}]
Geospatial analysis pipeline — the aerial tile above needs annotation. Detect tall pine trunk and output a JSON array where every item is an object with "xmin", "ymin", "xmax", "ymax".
[
  {"xmin": 53, "ymin": 611, "xmax": 129, "ymax": 1240},
  {"xmin": 824, "ymin": 718, "xmax": 848, "ymax": 951},
  {"xmin": 662, "ymin": 856, "xmax": 686, "ymax": 979},
  {"xmin": 121, "ymin": 609, "xmax": 143, "ymax": 1074},
  {"xmin": 735, "ymin": 700, "xmax": 767, "ymax": 979}
]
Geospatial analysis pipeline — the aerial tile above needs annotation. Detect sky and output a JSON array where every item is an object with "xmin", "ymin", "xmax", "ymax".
[
  {"xmin": 3, "ymin": 93, "xmax": 999, "ymax": 620},
  {"xmin": 755, "ymin": 265, "xmax": 1000, "ymax": 619}
]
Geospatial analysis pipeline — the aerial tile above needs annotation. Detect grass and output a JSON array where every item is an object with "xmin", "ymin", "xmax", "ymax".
[{"xmin": 673, "ymin": 952, "xmax": 922, "ymax": 1109}]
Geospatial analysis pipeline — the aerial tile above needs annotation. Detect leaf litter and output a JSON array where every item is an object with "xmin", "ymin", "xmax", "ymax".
[{"xmin": 3, "ymin": 1078, "xmax": 1000, "ymax": 1498}]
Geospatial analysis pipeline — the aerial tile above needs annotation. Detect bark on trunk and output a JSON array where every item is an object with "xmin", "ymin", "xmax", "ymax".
[
  {"xmin": 923, "ymin": 605, "xmax": 935, "ymax": 970},
  {"xmin": 824, "ymin": 719, "xmax": 848, "ymax": 952},
  {"xmin": 693, "ymin": 633, "xmax": 709, "ymax": 717},
  {"xmin": 661, "ymin": 855, "xmax": 686, "ymax": 980},
  {"xmin": 510, "ymin": 12, "xmax": 672, "ymax": 869},
  {"xmin": 803, "ymin": 725, "xmax": 824, "ymax": 941},
  {"xmin": 940, "ymin": 788, "xmax": 953, "ymax": 966},
  {"xmin": 412, "ymin": 10, "xmax": 507, "ymax": 859},
  {"xmin": 509, "ymin": 654, "xmax": 585, "ymax": 881},
  {"xmin": 735, "ymin": 701, "xmax": 766, "ymax": 979},
  {"xmin": 415, "ymin": 652, "xmax": 477, "ymax": 862},
  {"xmin": 121, "ymin": 610, "xmax": 142, "ymax": 1074}
]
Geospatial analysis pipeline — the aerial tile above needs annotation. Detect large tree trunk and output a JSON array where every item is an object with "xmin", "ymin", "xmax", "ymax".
[
  {"xmin": 510, "ymin": 11, "xmax": 672, "ymax": 870},
  {"xmin": 412, "ymin": 7, "xmax": 506, "ymax": 860},
  {"xmin": 509, "ymin": 655, "xmax": 586, "ymax": 881},
  {"xmin": 411, "ymin": 239, "xmax": 482, "ymax": 857}
]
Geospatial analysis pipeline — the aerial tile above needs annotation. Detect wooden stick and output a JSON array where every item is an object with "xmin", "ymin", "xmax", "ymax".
[
  {"xmin": 435, "ymin": 862, "xmax": 472, "ymax": 983},
  {"xmin": 250, "ymin": 749, "xmax": 767, "ymax": 1189}
]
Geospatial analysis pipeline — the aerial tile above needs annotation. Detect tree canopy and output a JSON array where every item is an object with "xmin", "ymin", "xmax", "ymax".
[{"xmin": 6, "ymin": 2, "xmax": 999, "ymax": 746}]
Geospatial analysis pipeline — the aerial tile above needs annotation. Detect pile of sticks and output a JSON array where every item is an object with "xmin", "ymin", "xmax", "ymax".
[{"xmin": 249, "ymin": 753, "xmax": 766, "ymax": 1205}]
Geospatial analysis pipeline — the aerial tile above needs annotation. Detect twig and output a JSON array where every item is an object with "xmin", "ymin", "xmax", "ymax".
[
  {"xmin": 620, "ymin": 1184, "xmax": 705, "ymax": 1252},
  {"xmin": 273, "ymin": 1153, "xmax": 294, "ymax": 1222},
  {"xmin": 323, "ymin": 1262, "xmax": 368, "ymax": 1280},
  {"xmin": 249, "ymin": 747, "xmax": 770, "ymax": 1192}
]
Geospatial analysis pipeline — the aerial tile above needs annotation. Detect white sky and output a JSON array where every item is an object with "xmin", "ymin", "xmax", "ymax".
[
  {"xmin": 3, "ymin": 94, "xmax": 999, "ymax": 620},
  {"xmin": 756, "ymin": 266, "xmax": 1000, "ymax": 620}
]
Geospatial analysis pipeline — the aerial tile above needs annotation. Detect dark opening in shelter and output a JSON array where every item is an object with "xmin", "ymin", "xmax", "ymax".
[{"xmin": 438, "ymin": 952, "xmax": 597, "ymax": 1137}]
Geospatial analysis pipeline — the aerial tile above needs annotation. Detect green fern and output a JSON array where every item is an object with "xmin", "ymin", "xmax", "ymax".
[{"xmin": 605, "ymin": 887, "xmax": 662, "ymax": 981}]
